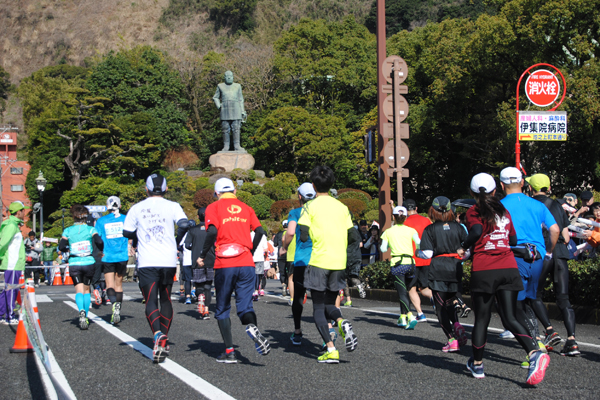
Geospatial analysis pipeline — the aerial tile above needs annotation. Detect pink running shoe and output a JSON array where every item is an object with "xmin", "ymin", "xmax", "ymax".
[
  {"xmin": 252, "ymin": 291, "xmax": 259, "ymax": 301},
  {"xmin": 442, "ymin": 339, "xmax": 459, "ymax": 353},
  {"xmin": 454, "ymin": 322, "xmax": 468, "ymax": 346},
  {"xmin": 259, "ymin": 289, "xmax": 265, "ymax": 296},
  {"xmin": 93, "ymin": 289, "xmax": 102, "ymax": 306}
]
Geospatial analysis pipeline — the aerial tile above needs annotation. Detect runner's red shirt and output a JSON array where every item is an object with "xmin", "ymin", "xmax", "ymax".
[
  {"xmin": 205, "ymin": 194, "xmax": 261, "ymax": 269},
  {"xmin": 404, "ymin": 214, "xmax": 432, "ymax": 267}
]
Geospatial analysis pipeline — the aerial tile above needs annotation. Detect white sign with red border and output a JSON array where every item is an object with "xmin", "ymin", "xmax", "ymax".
[{"xmin": 525, "ymin": 69, "xmax": 560, "ymax": 107}]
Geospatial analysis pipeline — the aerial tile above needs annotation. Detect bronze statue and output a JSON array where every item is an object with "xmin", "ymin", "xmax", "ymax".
[{"xmin": 213, "ymin": 71, "xmax": 247, "ymax": 152}]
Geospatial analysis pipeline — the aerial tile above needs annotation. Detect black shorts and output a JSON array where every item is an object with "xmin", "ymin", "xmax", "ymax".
[
  {"xmin": 180, "ymin": 264, "xmax": 193, "ymax": 281},
  {"xmin": 303, "ymin": 265, "xmax": 346, "ymax": 292},
  {"xmin": 137, "ymin": 267, "xmax": 176, "ymax": 288},
  {"xmin": 70, "ymin": 264, "xmax": 96, "ymax": 286},
  {"xmin": 293, "ymin": 266, "xmax": 306, "ymax": 287},
  {"xmin": 102, "ymin": 261, "xmax": 128, "ymax": 276},
  {"xmin": 470, "ymin": 268, "xmax": 524, "ymax": 294},
  {"xmin": 409, "ymin": 265, "xmax": 429, "ymax": 290}
]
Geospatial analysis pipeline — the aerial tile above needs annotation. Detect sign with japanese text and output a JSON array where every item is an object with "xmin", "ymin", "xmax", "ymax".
[
  {"xmin": 525, "ymin": 69, "xmax": 560, "ymax": 107},
  {"xmin": 518, "ymin": 111, "xmax": 567, "ymax": 141}
]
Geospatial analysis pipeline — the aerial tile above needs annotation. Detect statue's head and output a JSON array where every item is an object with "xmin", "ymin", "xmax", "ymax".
[{"xmin": 224, "ymin": 71, "xmax": 234, "ymax": 85}]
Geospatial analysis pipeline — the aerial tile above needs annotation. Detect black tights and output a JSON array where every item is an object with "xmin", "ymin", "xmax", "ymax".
[
  {"xmin": 393, "ymin": 273, "xmax": 412, "ymax": 315},
  {"xmin": 471, "ymin": 290, "xmax": 537, "ymax": 362},
  {"xmin": 432, "ymin": 291, "xmax": 458, "ymax": 339},
  {"xmin": 531, "ymin": 257, "xmax": 576, "ymax": 337},
  {"xmin": 194, "ymin": 281, "xmax": 213, "ymax": 306},
  {"xmin": 141, "ymin": 283, "xmax": 173, "ymax": 335},
  {"xmin": 312, "ymin": 290, "xmax": 342, "ymax": 343},
  {"xmin": 516, "ymin": 299, "xmax": 539, "ymax": 340},
  {"xmin": 292, "ymin": 283, "xmax": 307, "ymax": 330}
]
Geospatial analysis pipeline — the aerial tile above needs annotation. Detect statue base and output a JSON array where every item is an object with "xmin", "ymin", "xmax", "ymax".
[{"xmin": 209, "ymin": 151, "xmax": 255, "ymax": 172}]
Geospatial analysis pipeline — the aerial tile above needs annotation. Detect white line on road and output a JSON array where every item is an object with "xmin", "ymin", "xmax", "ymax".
[
  {"xmin": 64, "ymin": 300, "xmax": 236, "ymax": 400},
  {"xmin": 35, "ymin": 294, "xmax": 53, "ymax": 303}
]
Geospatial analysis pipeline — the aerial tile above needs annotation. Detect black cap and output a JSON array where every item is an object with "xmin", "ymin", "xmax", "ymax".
[
  {"xmin": 146, "ymin": 173, "xmax": 167, "ymax": 194},
  {"xmin": 403, "ymin": 199, "xmax": 417, "ymax": 210},
  {"xmin": 359, "ymin": 220, "xmax": 367, "ymax": 226},
  {"xmin": 581, "ymin": 190, "xmax": 594, "ymax": 201}
]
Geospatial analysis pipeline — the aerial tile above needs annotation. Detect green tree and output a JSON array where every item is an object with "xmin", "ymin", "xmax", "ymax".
[{"xmin": 0, "ymin": 66, "xmax": 13, "ymax": 119}]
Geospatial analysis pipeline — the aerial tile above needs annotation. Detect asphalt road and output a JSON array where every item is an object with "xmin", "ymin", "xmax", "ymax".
[{"xmin": 2, "ymin": 279, "xmax": 599, "ymax": 400}]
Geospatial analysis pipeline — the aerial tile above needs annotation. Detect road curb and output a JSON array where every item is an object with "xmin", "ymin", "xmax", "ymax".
[{"xmin": 349, "ymin": 288, "xmax": 600, "ymax": 325}]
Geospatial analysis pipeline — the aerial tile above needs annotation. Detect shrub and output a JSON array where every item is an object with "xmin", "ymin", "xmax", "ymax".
[
  {"xmin": 261, "ymin": 219, "xmax": 282, "ymax": 237},
  {"xmin": 193, "ymin": 188, "xmax": 215, "ymax": 208},
  {"xmin": 273, "ymin": 172, "xmax": 299, "ymax": 190},
  {"xmin": 235, "ymin": 190, "xmax": 252, "ymax": 204},
  {"xmin": 270, "ymin": 199, "xmax": 300, "ymax": 219},
  {"xmin": 263, "ymin": 180, "xmax": 292, "ymax": 201},
  {"xmin": 340, "ymin": 198, "xmax": 367, "ymax": 219},
  {"xmin": 338, "ymin": 189, "xmax": 372, "ymax": 205},
  {"xmin": 230, "ymin": 168, "xmax": 256, "ymax": 182},
  {"xmin": 194, "ymin": 177, "xmax": 211, "ymax": 190},
  {"xmin": 367, "ymin": 198, "xmax": 379, "ymax": 211},
  {"xmin": 364, "ymin": 209, "xmax": 379, "ymax": 224},
  {"xmin": 247, "ymin": 194, "xmax": 274, "ymax": 219},
  {"xmin": 360, "ymin": 261, "xmax": 393, "ymax": 290},
  {"xmin": 561, "ymin": 259, "xmax": 600, "ymax": 308},
  {"xmin": 241, "ymin": 182, "xmax": 263, "ymax": 195},
  {"xmin": 163, "ymin": 147, "xmax": 200, "ymax": 171}
]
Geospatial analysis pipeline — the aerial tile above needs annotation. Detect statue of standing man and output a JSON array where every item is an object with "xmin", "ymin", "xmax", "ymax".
[{"xmin": 213, "ymin": 71, "xmax": 247, "ymax": 152}]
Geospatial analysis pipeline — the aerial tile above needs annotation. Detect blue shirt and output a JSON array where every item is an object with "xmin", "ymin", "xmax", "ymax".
[
  {"xmin": 96, "ymin": 213, "xmax": 129, "ymax": 263},
  {"xmin": 501, "ymin": 193, "xmax": 557, "ymax": 254},
  {"xmin": 288, "ymin": 207, "xmax": 313, "ymax": 267},
  {"xmin": 62, "ymin": 223, "xmax": 97, "ymax": 266}
]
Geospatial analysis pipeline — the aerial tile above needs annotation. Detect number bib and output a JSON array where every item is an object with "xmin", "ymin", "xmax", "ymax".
[
  {"xmin": 105, "ymin": 222, "xmax": 124, "ymax": 239},
  {"xmin": 72, "ymin": 240, "xmax": 92, "ymax": 257}
]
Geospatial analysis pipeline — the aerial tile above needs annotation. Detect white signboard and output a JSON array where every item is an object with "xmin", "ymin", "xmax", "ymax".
[{"xmin": 518, "ymin": 111, "xmax": 567, "ymax": 141}]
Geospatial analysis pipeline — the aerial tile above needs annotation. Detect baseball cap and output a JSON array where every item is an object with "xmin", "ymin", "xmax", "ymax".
[
  {"xmin": 470, "ymin": 173, "xmax": 496, "ymax": 194},
  {"xmin": 432, "ymin": 196, "xmax": 453, "ymax": 213},
  {"xmin": 297, "ymin": 182, "xmax": 316, "ymax": 200},
  {"xmin": 146, "ymin": 173, "xmax": 167, "ymax": 194},
  {"xmin": 106, "ymin": 196, "xmax": 121, "ymax": 209},
  {"xmin": 214, "ymin": 178, "xmax": 235, "ymax": 193},
  {"xmin": 392, "ymin": 206, "xmax": 407, "ymax": 216},
  {"xmin": 564, "ymin": 193, "xmax": 577, "ymax": 201},
  {"xmin": 580, "ymin": 190, "xmax": 594, "ymax": 201},
  {"xmin": 500, "ymin": 167, "xmax": 522, "ymax": 184},
  {"xmin": 359, "ymin": 220, "xmax": 367, "ymax": 226},
  {"xmin": 8, "ymin": 201, "xmax": 29, "ymax": 214},
  {"xmin": 403, "ymin": 199, "xmax": 417, "ymax": 210},
  {"xmin": 525, "ymin": 174, "xmax": 550, "ymax": 192},
  {"xmin": 282, "ymin": 219, "xmax": 288, "ymax": 228}
]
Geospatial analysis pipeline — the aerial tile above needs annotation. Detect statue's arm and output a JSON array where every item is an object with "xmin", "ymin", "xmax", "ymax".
[
  {"xmin": 239, "ymin": 85, "xmax": 246, "ymax": 116},
  {"xmin": 213, "ymin": 86, "xmax": 221, "ymax": 109}
]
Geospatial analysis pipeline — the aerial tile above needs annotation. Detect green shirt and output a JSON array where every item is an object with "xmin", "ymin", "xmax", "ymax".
[{"xmin": 0, "ymin": 215, "xmax": 26, "ymax": 271}]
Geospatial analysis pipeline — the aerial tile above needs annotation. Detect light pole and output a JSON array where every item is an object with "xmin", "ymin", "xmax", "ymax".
[{"xmin": 35, "ymin": 171, "xmax": 47, "ymax": 238}]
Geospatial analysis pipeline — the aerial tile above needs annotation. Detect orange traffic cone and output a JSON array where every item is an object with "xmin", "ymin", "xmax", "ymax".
[
  {"xmin": 9, "ymin": 312, "xmax": 34, "ymax": 353},
  {"xmin": 52, "ymin": 266, "xmax": 63, "ymax": 286},
  {"xmin": 18, "ymin": 273, "xmax": 25, "ymax": 285},
  {"xmin": 26, "ymin": 281, "xmax": 41, "ymax": 328},
  {"xmin": 63, "ymin": 265, "xmax": 74, "ymax": 285}
]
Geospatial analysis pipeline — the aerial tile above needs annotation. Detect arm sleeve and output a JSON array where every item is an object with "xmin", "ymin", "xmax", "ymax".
[
  {"xmin": 59, "ymin": 238, "xmax": 69, "ymax": 253},
  {"xmin": 412, "ymin": 233, "xmax": 421, "ymax": 249},
  {"xmin": 417, "ymin": 250, "xmax": 433, "ymax": 259},
  {"xmin": 380, "ymin": 239, "xmax": 389, "ymax": 253},
  {"xmin": 123, "ymin": 230, "xmax": 136, "ymax": 240},
  {"xmin": 348, "ymin": 227, "xmax": 360, "ymax": 247},
  {"xmin": 252, "ymin": 226, "xmax": 266, "ymax": 254},
  {"xmin": 175, "ymin": 218, "xmax": 190, "ymax": 246},
  {"xmin": 200, "ymin": 225, "xmax": 217, "ymax": 258},
  {"xmin": 184, "ymin": 230, "xmax": 194, "ymax": 250},
  {"xmin": 93, "ymin": 234, "xmax": 104, "ymax": 252},
  {"xmin": 461, "ymin": 224, "xmax": 483, "ymax": 249}
]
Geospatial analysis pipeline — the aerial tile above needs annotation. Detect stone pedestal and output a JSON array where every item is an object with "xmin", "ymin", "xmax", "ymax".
[{"xmin": 209, "ymin": 151, "xmax": 255, "ymax": 172}]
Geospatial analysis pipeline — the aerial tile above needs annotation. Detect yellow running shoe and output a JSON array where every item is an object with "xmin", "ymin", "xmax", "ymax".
[{"xmin": 317, "ymin": 349, "xmax": 340, "ymax": 363}]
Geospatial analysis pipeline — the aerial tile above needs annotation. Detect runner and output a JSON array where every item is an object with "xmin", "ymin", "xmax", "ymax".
[
  {"xmin": 418, "ymin": 196, "xmax": 467, "ymax": 352},
  {"xmin": 95, "ymin": 196, "xmax": 130, "ymax": 325},
  {"xmin": 462, "ymin": 173, "xmax": 550, "ymax": 385},
  {"xmin": 298, "ymin": 166, "xmax": 358, "ymax": 363},
  {"xmin": 251, "ymin": 230, "xmax": 268, "ymax": 302},
  {"xmin": 186, "ymin": 208, "xmax": 215, "ymax": 320},
  {"xmin": 123, "ymin": 173, "xmax": 190, "ymax": 363},
  {"xmin": 197, "ymin": 178, "xmax": 270, "ymax": 363},
  {"xmin": 60, "ymin": 204, "xmax": 105, "ymax": 330},
  {"xmin": 282, "ymin": 182, "xmax": 316, "ymax": 346},
  {"xmin": 380, "ymin": 206, "xmax": 420, "ymax": 329}
]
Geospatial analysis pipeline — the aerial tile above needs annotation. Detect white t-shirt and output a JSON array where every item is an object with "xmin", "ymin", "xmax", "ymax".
[
  {"xmin": 182, "ymin": 232, "xmax": 192, "ymax": 266},
  {"xmin": 250, "ymin": 231, "xmax": 268, "ymax": 263},
  {"xmin": 124, "ymin": 196, "xmax": 187, "ymax": 268}
]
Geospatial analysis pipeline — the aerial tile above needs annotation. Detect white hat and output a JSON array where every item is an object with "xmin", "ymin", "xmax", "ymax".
[
  {"xmin": 470, "ymin": 173, "xmax": 496, "ymax": 194},
  {"xmin": 146, "ymin": 173, "xmax": 167, "ymax": 194},
  {"xmin": 106, "ymin": 196, "xmax": 121, "ymax": 209},
  {"xmin": 214, "ymin": 178, "xmax": 235, "ymax": 193},
  {"xmin": 392, "ymin": 206, "xmax": 407, "ymax": 216},
  {"xmin": 282, "ymin": 219, "xmax": 288, "ymax": 227},
  {"xmin": 500, "ymin": 167, "xmax": 523, "ymax": 184},
  {"xmin": 297, "ymin": 182, "xmax": 316, "ymax": 200}
]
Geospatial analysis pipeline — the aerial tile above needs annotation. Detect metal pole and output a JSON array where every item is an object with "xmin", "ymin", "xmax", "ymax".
[
  {"xmin": 40, "ymin": 191, "xmax": 44, "ymax": 238},
  {"xmin": 62, "ymin": 208, "xmax": 65, "ymax": 231},
  {"xmin": 377, "ymin": 0, "xmax": 392, "ymax": 247},
  {"xmin": 33, "ymin": 213, "xmax": 36, "ymax": 233}
]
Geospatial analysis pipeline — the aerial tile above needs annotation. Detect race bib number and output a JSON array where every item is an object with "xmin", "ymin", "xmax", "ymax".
[
  {"xmin": 72, "ymin": 240, "xmax": 92, "ymax": 256},
  {"xmin": 105, "ymin": 222, "xmax": 124, "ymax": 239}
]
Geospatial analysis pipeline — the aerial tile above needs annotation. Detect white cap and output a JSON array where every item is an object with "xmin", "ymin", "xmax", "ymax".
[
  {"xmin": 146, "ymin": 173, "xmax": 167, "ymax": 194},
  {"xmin": 297, "ymin": 182, "xmax": 316, "ymax": 200},
  {"xmin": 470, "ymin": 173, "xmax": 496, "ymax": 194},
  {"xmin": 106, "ymin": 196, "xmax": 121, "ymax": 209},
  {"xmin": 500, "ymin": 167, "xmax": 523, "ymax": 184},
  {"xmin": 214, "ymin": 178, "xmax": 235, "ymax": 193},
  {"xmin": 392, "ymin": 206, "xmax": 407, "ymax": 216},
  {"xmin": 282, "ymin": 219, "xmax": 288, "ymax": 227}
]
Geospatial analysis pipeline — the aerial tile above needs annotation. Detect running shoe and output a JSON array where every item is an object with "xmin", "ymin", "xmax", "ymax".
[
  {"xmin": 153, "ymin": 333, "xmax": 169, "ymax": 363},
  {"xmin": 290, "ymin": 333, "xmax": 302, "ymax": 346},
  {"xmin": 185, "ymin": 297, "xmax": 192, "ymax": 305},
  {"xmin": 253, "ymin": 291, "xmax": 259, "ymax": 302},
  {"xmin": 105, "ymin": 298, "xmax": 112, "ymax": 306},
  {"xmin": 288, "ymin": 298, "xmax": 293, "ymax": 306},
  {"xmin": 430, "ymin": 297, "xmax": 436, "ymax": 311},
  {"xmin": 93, "ymin": 288, "xmax": 102, "ymax": 305},
  {"xmin": 338, "ymin": 319, "xmax": 358, "ymax": 352},
  {"xmin": 560, "ymin": 339, "xmax": 581, "ymax": 356},
  {"xmin": 442, "ymin": 339, "xmax": 459, "ymax": 353},
  {"xmin": 338, "ymin": 290, "xmax": 344, "ymax": 302},
  {"xmin": 537, "ymin": 341, "xmax": 548, "ymax": 354},
  {"xmin": 397, "ymin": 316, "xmax": 408, "ymax": 328},
  {"xmin": 7, "ymin": 318, "xmax": 19, "ymax": 325},
  {"xmin": 202, "ymin": 312, "xmax": 210, "ymax": 320},
  {"xmin": 317, "ymin": 349, "xmax": 340, "ymax": 364},
  {"xmin": 357, "ymin": 283, "xmax": 366, "ymax": 299},
  {"xmin": 216, "ymin": 351, "xmax": 238, "ymax": 364},
  {"xmin": 79, "ymin": 310, "xmax": 89, "ymax": 330},
  {"xmin": 453, "ymin": 322, "xmax": 468, "ymax": 346},
  {"xmin": 343, "ymin": 300, "xmax": 352, "ymax": 307},
  {"xmin": 197, "ymin": 303, "xmax": 205, "ymax": 315},
  {"xmin": 499, "ymin": 330, "xmax": 514, "ymax": 339},
  {"xmin": 0, "ymin": 319, "xmax": 8, "ymax": 325},
  {"xmin": 246, "ymin": 324, "xmax": 271, "ymax": 355},
  {"xmin": 521, "ymin": 355, "xmax": 530, "ymax": 369},
  {"xmin": 111, "ymin": 302, "xmax": 121, "ymax": 325},
  {"xmin": 466, "ymin": 357, "xmax": 485, "ymax": 379},
  {"xmin": 190, "ymin": 289, "xmax": 196, "ymax": 300},
  {"xmin": 259, "ymin": 289, "xmax": 265, "ymax": 296},
  {"xmin": 406, "ymin": 316, "xmax": 418, "ymax": 330},
  {"xmin": 526, "ymin": 351, "xmax": 550, "ymax": 385},
  {"xmin": 460, "ymin": 305, "xmax": 472, "ymax": 318},
  {"xmin": 543, "ymin": 331, "xmax": 562, "ymax": 349},
  {"xmin": 416, "ymin": 313, "xmax": 427, "ymax": 322}
]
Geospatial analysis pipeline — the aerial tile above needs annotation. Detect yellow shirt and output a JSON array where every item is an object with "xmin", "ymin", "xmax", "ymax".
[
  {"xmin": 381, "ymin": 224, "xmax": 418, "ymax": 265},
  {"xmin": 297, "ymin": 196, "xmax": 353, "ymax": 270},
  {"xmin": 286, "ymin": 233, "xmax": 296, "ymax": 262}
]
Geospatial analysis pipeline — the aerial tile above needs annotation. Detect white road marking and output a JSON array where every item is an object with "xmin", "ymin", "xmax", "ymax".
[
  {"xmin": 35, "ymin": 294, "xmax": 53, "ymax": 303},
  {"xmin": 64, "ymin": 300, "xmax": 236, "ymax": 400}
]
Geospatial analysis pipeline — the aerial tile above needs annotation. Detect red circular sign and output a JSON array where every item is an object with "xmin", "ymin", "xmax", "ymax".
[{"xmin": 525, "ymin": 69, "xmax": 560, "ymax": 107}]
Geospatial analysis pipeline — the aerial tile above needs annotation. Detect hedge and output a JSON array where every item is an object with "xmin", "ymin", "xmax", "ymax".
[
  {"xmin": 270, "ymin": 199, "xmax": 300, "ymax": 219},
  {"xmin": 263, "ymin": 180, "xmax": 292, "ymax": 201},
  {"xmin": 241, "ymin": 182, "xmax": 263, "ymax": 195},
  {"xmin": 360, "ymin": 258, "xmax": 600, "ymax": 308},
  {"xmin": 193, "ymin": 188, "xmax": 215, "ymax": 208},
  {"xmin": 340, "ymin": 198, "xmax": 367, "ymax": 219},
  {"xmin": 248, "ymin": 194, "xmax": 274, "ymax": 219},
  {"xmin": 338, "ymin": 189, "xmax": 372, "ymax": 205}
]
